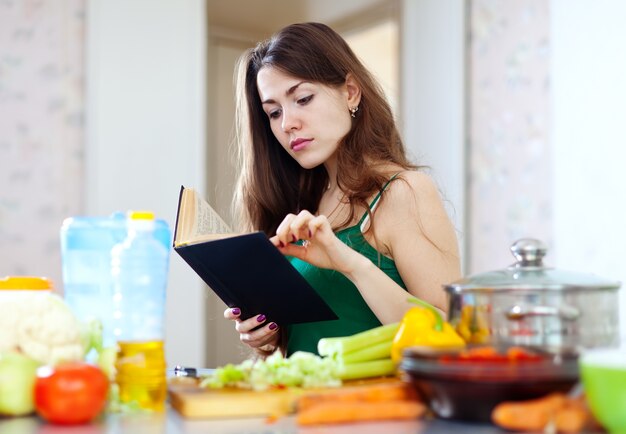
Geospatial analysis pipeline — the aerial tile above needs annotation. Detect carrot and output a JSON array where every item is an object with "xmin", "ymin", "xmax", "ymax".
[
  {"xmin": 492, "ymin": 393, "xmax": 596, "ymax": 433},
  {"xmin": 554, "ymin": 400, "xmax": 589, "ymax": 434},
  {"xmin": 297, "ymin": 381, "xmax": 417, "ymax": 412},
  {"xmin": 296, "ymin": 400, "xmax": 426, "ymax": 425},
  {"xmin": 491, "ymin": 393, "xmax": 567, "ymax": 431}
]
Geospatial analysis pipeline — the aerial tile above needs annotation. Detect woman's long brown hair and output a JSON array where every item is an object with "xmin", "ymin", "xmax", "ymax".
[{"xmin": 233, "ymin": 22, "xmax": 418, "ymax": 235}]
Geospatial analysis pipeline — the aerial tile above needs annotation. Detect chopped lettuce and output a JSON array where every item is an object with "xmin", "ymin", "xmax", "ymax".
[{"xmin": 199, "ymin": 352, "xmax": 341, "ymax": 391}]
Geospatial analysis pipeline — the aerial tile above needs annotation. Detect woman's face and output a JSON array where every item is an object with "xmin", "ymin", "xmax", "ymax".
[{"xmin": 256, "ymin": 67, "xmax": 353, "ymax": 169}]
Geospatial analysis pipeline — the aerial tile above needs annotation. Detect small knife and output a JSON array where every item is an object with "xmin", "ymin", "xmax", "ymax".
[{"xmin": 170, "ymin": 365, "xmax": 215, "ymax": 378}]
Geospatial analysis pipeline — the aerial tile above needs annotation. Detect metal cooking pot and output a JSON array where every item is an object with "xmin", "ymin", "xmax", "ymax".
[{"xmin": 445, "ymin": 238, "xmax": 621, "ymax": 350}]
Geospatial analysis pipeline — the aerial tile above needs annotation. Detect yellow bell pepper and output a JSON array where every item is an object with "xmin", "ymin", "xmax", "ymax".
[
  {"xmin": 391, "ymin": 298, "xmax": 466, "ymax": 363},
  {"xmin": 456, "ymin": 305, "xmax": 490, "ymax": 344}
]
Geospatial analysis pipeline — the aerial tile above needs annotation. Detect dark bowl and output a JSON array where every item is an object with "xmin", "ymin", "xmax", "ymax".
[{"xmin": 399, "ymin": 345, "xmax": 579, "ymax": 422}]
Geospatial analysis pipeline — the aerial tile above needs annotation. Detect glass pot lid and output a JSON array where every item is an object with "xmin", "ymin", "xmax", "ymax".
[{"xmin": 445, "ymin": 238, "xmax": 621, "ymax": 294}]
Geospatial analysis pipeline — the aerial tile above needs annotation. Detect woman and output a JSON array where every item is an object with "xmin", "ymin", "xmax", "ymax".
[{"xmin": 225, "ymin": 22, "xmax": 460, "ymax": 356}]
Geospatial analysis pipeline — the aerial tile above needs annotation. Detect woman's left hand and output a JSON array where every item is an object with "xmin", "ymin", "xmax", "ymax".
[{"xmin": 270, "ymin": 210, "xmax": 367, "ymax": 274}]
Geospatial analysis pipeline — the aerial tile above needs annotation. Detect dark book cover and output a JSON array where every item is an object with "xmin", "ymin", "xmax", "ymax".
[{"xmin": 174, "ymin": 231, "xmax": 338, "ymax": 326}]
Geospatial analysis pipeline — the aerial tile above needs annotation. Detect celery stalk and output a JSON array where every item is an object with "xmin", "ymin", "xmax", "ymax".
[
  {"xmin": 318, "ymin": 323, "xmax": 399, "ymax": 357},
  {"xmin": 342, "ymin": 340, "xmax": 392, "ymax": 364},
  {"xmin": 337, "ymin": 359, "xmax": 396, "ymax": 381}
]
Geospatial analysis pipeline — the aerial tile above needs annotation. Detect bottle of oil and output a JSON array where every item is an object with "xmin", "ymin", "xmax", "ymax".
[{"xmin": 111, "ymin": 211, "xmax": 170, "ymax": 411}]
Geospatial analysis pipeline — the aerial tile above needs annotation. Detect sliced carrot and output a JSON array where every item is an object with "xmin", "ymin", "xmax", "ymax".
[
  {"xmin": 506, "ymin": 346, "xmax": 543, "ymax": 362},
  {"xmin": 296, "ymin": 400, "xmax": 426, "ymax": 425}
]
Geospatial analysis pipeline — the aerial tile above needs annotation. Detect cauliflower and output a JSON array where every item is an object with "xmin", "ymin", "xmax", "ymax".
[{"xmin": 0, "ymin": 293, "xmax": 86, "ymax": 365}]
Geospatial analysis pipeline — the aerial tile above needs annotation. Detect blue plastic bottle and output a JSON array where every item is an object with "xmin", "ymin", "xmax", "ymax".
[
  {"xmin": 60, "ymin": 213, "xmax": 127, "ymax": 351},
  {"xmin": 110, "ymin": 211, "xmax": 170, "ymax": 411},
  {"xmin": 60, "ymin": 212, "xmax": 171, "ymax": 351}
]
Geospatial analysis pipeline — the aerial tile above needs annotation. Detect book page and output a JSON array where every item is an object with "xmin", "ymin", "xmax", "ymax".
[{"xmin": 193, "ymin": 191, "xmax": 232, "ymax": 236}]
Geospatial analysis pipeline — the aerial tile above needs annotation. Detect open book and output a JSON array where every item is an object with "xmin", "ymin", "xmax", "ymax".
[{"xmin": 173, "ymin": 186, "xmax": 338, "ymax": 326}]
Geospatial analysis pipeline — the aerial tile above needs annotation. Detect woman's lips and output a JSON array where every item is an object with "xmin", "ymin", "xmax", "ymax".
[{"xmin": 290, "ymin": 138, "xmax": 311, "ymax": 152}]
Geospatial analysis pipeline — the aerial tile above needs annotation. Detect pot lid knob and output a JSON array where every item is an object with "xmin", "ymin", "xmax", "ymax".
[{"xmin": 510, "ymin": 238, "xmax": 547, "ymax": 267}]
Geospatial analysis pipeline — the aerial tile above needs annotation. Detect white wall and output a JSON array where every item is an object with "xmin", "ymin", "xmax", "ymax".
[
  {"xmin": 86, "ymin": 0, "xmax": 207, "ymax": 367},
  {"xmin": 551, "ymin": 0, "xmax": 626, "ymax": 338},
  {"xmin": 400, "ymin": 0, "xmax": 467, "ymax": 269},
  {"xmin": 205, "ymin": 39, "xmax": 251, "ymax": 366}
]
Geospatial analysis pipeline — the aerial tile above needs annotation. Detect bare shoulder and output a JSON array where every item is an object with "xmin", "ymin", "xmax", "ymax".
[
  {"xmin": 375, "ymin": 170, "xmax": 461, "ymax": 309},
  {"xmin": 375, "ymin": 170, "xmax": 456, "ymax": 245},
  {"xmin": 383, "ymin": 170, "xmax": 443, "ymax": 209}
]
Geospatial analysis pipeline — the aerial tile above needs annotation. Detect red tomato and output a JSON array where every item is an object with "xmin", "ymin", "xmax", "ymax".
[{"xmin": 34, "ymin": 362, "xmax": 109, "ymax": 425}]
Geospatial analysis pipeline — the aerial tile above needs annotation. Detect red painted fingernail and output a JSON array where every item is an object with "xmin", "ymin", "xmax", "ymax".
[
  {"xmin": 292, "ymin": 234, "xmax": 297, "ymax": 242},
  {"xmin": 231, "ymin": 308, "xmax": 240, "ymax": 316},
  {"xmin": 279, "ymin": 241, "xmax": 285, "ymax": 248},
  {"xmin": 269, "ymin": 322, "xmax": 278, "ymax": 330},
  {"xmin": 308, "ymin": 229, "xmax": 312, "ymax": 237},
  {"xmin": 257, "ymin": 314, "xmax": 266, "ymax": 323}
]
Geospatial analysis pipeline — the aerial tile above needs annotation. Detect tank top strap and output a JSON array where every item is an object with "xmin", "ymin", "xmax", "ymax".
[{"xmin": 357, "ymin": 172, "xmax": 404, "ymax": 227}]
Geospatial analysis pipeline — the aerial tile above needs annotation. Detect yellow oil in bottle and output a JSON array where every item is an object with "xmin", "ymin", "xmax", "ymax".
[{"xmin": 115, "ymin": 340, "xmax": 167, "ymax": 411}]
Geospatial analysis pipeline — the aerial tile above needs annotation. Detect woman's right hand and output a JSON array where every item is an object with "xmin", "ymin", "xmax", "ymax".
[{"xmin": 223, "ymin": 307, "xmax": 280, "ymax": 352}]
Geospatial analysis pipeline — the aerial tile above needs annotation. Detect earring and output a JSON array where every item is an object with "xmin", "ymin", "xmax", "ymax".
[{"xmin": 349, "ymin": 105, "xmax": 359, "ymax": 118}]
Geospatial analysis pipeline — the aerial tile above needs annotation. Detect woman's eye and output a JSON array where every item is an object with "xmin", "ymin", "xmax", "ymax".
[
  {"xmin": 297, "ymin": 95, "xmax": 313, "ymax": 105},
  {"xmin": 268, "ymin": 109, "xmax": 281, "ymax": 119}
]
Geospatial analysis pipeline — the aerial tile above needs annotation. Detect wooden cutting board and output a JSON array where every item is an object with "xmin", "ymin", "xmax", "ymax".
[{"xmin": 168, "ymin": 376, "xmax": 403, "ymax": 419}]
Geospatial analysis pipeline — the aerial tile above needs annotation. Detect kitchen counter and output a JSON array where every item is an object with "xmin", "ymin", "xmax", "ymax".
[{"xmin": 0, "ymin": 407, "xmax": 604, "ymax": 434}]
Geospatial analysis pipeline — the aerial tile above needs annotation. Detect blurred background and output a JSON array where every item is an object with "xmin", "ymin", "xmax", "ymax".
[{"xmin": 1, "ymin": 0, "xmax": 625, "ymax": 368}]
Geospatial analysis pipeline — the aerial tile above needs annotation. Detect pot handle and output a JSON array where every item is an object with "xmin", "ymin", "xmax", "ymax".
[{"xmin": 506, "ymin": 305, "xmax": 580, "ymax": 321}]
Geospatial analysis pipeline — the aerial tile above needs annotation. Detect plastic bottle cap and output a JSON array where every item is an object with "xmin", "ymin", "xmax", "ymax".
[
  {"xmin": 128, "ymin": 211, "xmax": 155, "ymax": 220},
  {"xmin": 0, "ymin": 276, "xmax": 53, "ymax": 290}
]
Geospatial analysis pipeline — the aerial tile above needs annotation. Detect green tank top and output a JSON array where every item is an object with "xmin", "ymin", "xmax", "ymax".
[{"xmin": 286, "ymin": 175, "xmax": 407, "ymax": 356}]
